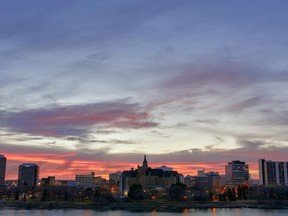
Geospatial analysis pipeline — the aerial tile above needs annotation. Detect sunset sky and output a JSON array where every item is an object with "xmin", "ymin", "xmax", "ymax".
[{"xmin": 1, "ymin": 0, "xmax": 288, "ymax": 180}]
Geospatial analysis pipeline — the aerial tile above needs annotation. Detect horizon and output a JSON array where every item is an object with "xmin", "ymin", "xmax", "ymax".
[
  {"xmin": 1, "ymin": 1, "xmax": 288, "ymax": 181},
  {"xmin": 3, "ymin": 154, "xmax": 259, "ymax": 180}
]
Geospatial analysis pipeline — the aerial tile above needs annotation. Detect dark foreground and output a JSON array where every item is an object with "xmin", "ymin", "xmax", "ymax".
[{"xmin": 1, "ymin": 200, "xmax": 288, "ymax": 211}]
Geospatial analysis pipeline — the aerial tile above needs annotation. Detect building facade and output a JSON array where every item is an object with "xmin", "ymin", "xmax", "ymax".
[
  {"xmin": 206, "ymin": 172, "xmax": 220, "ymax": 190},
  {"xmin": 225, "ymin": 160, "xmax": 249, "ymax": 186},
  {"xmin": 120, "ymin": 156, "xmax": 181, "ymax": 195},
  {"xmin": 0, "ymin": 155, "xmax": 6, "ymax": 186},
  {"xmin": 75, "ymin": 172, "xmax": 95, "ymax": 187},
  {"xmin": 109, "ymin": 171, "xmax": 122, "ymax": 187},
  {"xmin": 41, "ymin": 176, "xmax": 55, "ymax": 186},
  {"xmin": 259, "ymin": 159, "xmax": 288, "ymax": 186},
  {"xmin": 18, "ymin": 163, "xmax": 39, "ymax": 186}
]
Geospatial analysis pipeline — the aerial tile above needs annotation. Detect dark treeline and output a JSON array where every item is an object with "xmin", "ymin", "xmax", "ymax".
[{"xmin": 1, "ymin": 184, "xmax": 288, "ymax": 205}]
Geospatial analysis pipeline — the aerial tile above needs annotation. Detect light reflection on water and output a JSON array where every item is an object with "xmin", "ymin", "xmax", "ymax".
[{"xmin": 1, "ymin": 209, "xmax": 288, "ymax": 216}]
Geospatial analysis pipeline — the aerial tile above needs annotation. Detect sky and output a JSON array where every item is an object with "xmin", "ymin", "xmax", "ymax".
[{"xmin": 1, "ymin": 0, "xmax": 288, "ymax": 180}]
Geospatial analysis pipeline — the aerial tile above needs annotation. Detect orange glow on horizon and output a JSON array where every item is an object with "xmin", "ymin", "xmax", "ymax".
[{"xmin": 3, "ymin": 153, "xmax": 260, "ymax": 180}]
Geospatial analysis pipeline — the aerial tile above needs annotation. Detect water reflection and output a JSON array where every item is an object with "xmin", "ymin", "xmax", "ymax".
[
  {"xmin": 235, "ymin": 208, "xmax": 241, "ymax": 216},
  {"xmin": 211, "ymin": 208, "xmax": 216, "ymax": 215},
  {"xmin": 1, "ymin": 208, "xmax": 288, "ymax": 216},
  {"xmin": 182, "ymin": 208, "xmax": 189, "ymax": 215},
  {"xmin": 84, "ymin": 209, "xmax": 90, "ymax": 216}
]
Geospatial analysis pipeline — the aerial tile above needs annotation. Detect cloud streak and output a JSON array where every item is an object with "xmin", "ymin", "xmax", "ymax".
[{"xmin": 0, "ymin": 99, "xmax": 157, "ymax": 137}]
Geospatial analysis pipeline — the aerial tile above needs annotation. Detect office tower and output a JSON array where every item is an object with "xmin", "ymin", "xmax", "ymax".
[
  {"xmin": 18, "ymin": 163, "xmax": 39, "ymax": 186},
  {"xmin": 225, "ymin": 160, "xmax": 249, "ymax": 186},
  {"xmin": 259, "ymin": 159, "xmax": 288, "ymax": 186},
  {"xmin": 0, "ymin": 155, "xmax": 7, "ymax": 185}
]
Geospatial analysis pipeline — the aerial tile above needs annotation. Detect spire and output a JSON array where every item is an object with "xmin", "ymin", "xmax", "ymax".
[{"xmin": 143, "ymin": 155, "xmax": 148, "ymax": 168}]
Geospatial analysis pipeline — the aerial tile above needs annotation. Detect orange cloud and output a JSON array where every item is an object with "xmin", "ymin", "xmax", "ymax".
[{"xmin": 3, "ymin": 152, "xmax": 260, "ymax": 180}]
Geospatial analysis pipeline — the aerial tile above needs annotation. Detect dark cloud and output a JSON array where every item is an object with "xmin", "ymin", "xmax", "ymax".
[
  {"xmin": 193, "ymin": 119, "xmax": 220, "ymax": 125},
  {"xmin": 159, "ymin": 61, "xmax": 288, "ymax": 101},
  {"xmin": 0, "ymin": 99, "xmax": 158, "ymax": 137},
  {"xmin": 224, "ymin": 96, "xmax": 265, "ymax": 112},
  {"xmin": 237, "ymin": 139, "xmax": 269, "ymax": 150}
]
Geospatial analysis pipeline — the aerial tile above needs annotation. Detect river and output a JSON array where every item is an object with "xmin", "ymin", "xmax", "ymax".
[{"xmin": 0, "ymin": 208, "xmax": 288, "ymax": 216}]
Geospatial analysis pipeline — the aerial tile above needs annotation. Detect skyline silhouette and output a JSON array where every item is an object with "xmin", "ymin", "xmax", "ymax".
[{"xmin": 1, "ymin": 0, "xmax": 288, "ymax": 180}]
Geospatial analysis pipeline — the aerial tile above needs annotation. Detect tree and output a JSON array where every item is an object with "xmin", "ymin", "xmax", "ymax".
[
  {"xmin": 227, "ymin": 188, "xmax": 236, "ymax": 201},
  {"xmin": 15, "ymin": 190, "xmax": 19, "ymax": 200},
  {"xmin": 64, "ymin": 191, "xmax": 69, "ymax": 201},
  {"xmin": 128, "ymin": 184, "xmax": 144, "ymax": 200},
  {"xmin": 41, "ymin": 188, "xmax": 48, "ymax": 201},
  {"xmin": 209, "ymin": 191, "xmax": 213, "ymax": 201},
  {"xmin": 169, "ymin": 183, "xmax": 187, "ymax": 200}
]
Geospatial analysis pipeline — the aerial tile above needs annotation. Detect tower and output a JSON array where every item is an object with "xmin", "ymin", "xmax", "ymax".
[
  {"xmin": 143, "ymin": 155, "xmax": 148, "ymax": 169},
  {"xmin": 18, "ymin": 163, "xmax": 39, "ymax": 186},
  {"xmin": 138, "ymin": 155, "xmax": 148, "ymax": 185},
  {"xmin": 0, "ymin": 155, "xmax": 6, "ymax": 185},
  {"xmin": 258, "ymin": 159, "xmax": 288, "ymax": 186},
  {"xmin": 225, "ymin": 160, "xmax": 249, "ymax": 186}
]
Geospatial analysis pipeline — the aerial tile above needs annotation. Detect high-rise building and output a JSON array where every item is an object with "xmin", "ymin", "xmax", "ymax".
[
  {"xmin": 0, "ymin": 155, "xmax": 7, "ymax": 185},
  {"xmin": 18, "ymin": 163, "xmax": 39, "ymax": 186},
  {"xmin": 225, "ymin": 160, "xmax": 249, "ymax": 186},
  {"xmin": 258, "ymin": 159, "xmax": 288, "ymax": 186}
]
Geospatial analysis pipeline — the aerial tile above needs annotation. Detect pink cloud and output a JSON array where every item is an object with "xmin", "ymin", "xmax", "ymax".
[{"xmin": 0, "ymin": 100, "xmax": 158, "ymax": 137}]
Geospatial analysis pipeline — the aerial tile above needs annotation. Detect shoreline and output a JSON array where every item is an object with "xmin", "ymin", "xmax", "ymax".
[{"xmin": 1, "ymin": 200, "xmax": 288, "ymax": 211}]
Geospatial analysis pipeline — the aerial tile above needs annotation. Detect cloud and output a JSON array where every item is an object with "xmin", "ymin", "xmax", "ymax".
[
  {"xmin": 193, "ymin": 119, "xmax": 220, "ymax": 125},
  {"xmin": 2, "ymin": 137, "xmax": 288, "ymax": 180},
  {"xmin": 0, "ymin": 99, "xmax": 158, "ymax": 137}
]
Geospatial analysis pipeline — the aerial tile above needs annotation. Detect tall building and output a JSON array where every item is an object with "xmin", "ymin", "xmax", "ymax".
[
  {"xmin": 225, "ymin": 160, "xmax": 249, "ymax": 186},
  {"xmin": 259, "ymin": 159, "xmax": 288, "ymax": 186},
  {"xmin": 18, "ymin": 163, "xmax": 39, "ymax": 186},
  {"xmin": 0, "ymin": 155, "xmax": 7, "ymax": 185}
]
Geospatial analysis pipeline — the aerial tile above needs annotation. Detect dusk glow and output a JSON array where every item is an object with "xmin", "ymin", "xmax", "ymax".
[{"xmin": 1, "ymin": 0, "xmax": 288, "ymax": 180}]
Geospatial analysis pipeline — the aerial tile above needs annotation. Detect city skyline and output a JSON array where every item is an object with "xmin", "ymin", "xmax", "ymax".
[
  {"xmin": 1, "ymin": 1, "xmax": 288, "ymax": 179},
  {"xmin": 0, "ymin": 154, "xmax": 259, "ymax": 181}
]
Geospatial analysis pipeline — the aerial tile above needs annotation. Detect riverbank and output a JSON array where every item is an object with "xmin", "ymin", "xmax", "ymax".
[{"xmin": 1, "ymin": 200, "xmax": 288, "ymax": 211}]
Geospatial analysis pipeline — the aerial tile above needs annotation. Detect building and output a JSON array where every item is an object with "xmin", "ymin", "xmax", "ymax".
[
  {"xmin": 185, "ymin": 171, "xmax": 220, "ymax": 191},
  {"xmin": 94, "ymin": 176, "xmax": 107, "ymax": 186},
  {"xmin": 225, "ymin": 160, "xmax": 249, "ymax": 186},
  {"xmin": 259, "ymin": 159, "xmax": 288, "ymax": 186},
  {"xmin": 0, "ymin": 155, "xmax": 6, "ymax": 186},
  {"xmin": 120, "ymin": 156, "xmax": 182, "ymax": 195},
  {"xmin": 18, "ymin": 163, "xmax": 39, "ymax": 186},
  {"xmin": 155, "ymin": 166, "xmax": 173, "ymax": 171},
  {"xmin": 41, "ymin": 176, "xmax": 55, "ymax": 186},
  {"xmin": 197, "ymin": 169, "xmax": 206, "ymax": 177},
  {"xmin": 220, "ymin": 175, "xmax": 227, "ymax": 187},
  {"xmin": 206, "ymin": 172, "xmax": 220, "ymax": 190},
  {"xmin": 75, "ymin": 172, "xmax": 95, "ymax": 187},
  {"xmin": 109, "ymin": 171, "xmax": 122, "ymax": 187}
]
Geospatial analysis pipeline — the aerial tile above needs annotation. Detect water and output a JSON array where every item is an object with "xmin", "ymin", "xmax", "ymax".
[{"xmin": 0, "ymin": 209, "xmax": 287, "ymax": 216}]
